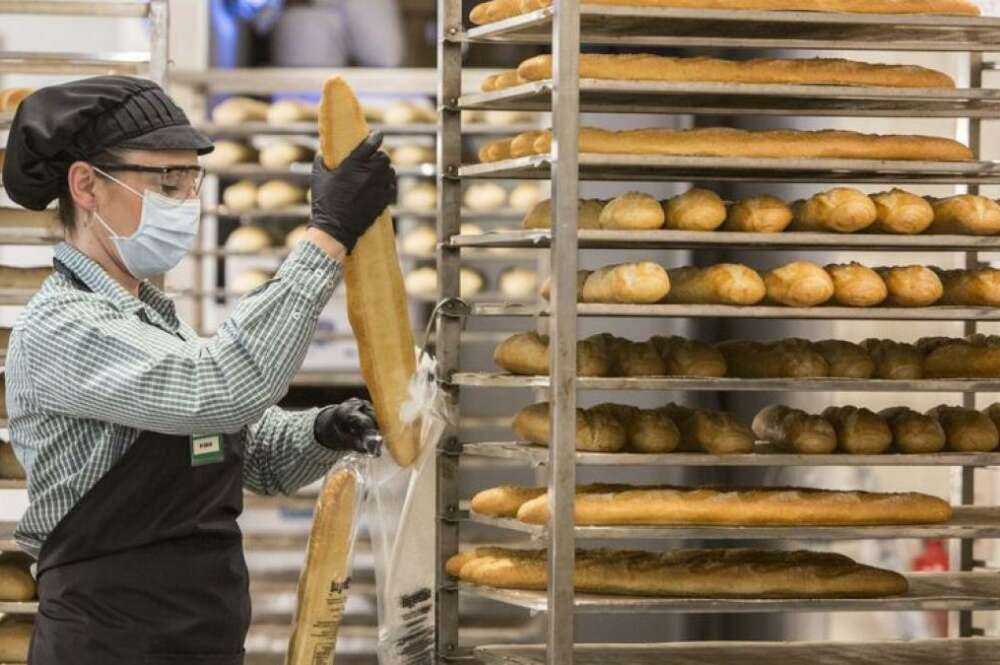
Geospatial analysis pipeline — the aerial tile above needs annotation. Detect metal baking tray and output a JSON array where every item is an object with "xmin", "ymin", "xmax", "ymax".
[
  {"xmin": 450, "ymin": 373, "xmax": 1000, "ymax": 392},
  {"xmin": 459, "ymin": 154, "xmax": 1000, "ymax": 184},
  {"xmin": 467, "ymin": 506, "xmax": 1000, "ymax": 540},
  {"xmin": 475, "ymin": 639, "xmax": 1000, "ymax": 665},
  {"xmin": 449, "ymin": 229, "xmax": 1000, "ymax": 252},
  {"xmin": 0, "ymin": 50, "xmax": 148, "ymax": 76},
  {"xmin": 0, "ymin": 601, "xmax": 37, "ymax": 615},
  {"xmin": 460, "ymin": 441, "xmax": 1000, "ymax": 467},
  {"xmin": 457, "ymin": 572, "xmax": 1000, "ymax": 612},
  {"xmin": 197, "ymin": 121, "xmax": 540, "ymax": 138},
  {"xmin": 460, "ymin": 79, "xmax": 1000, "ymax": 119},
  {"xmin": 461, "ymin": 5, "xmax": 1000, "ymax": 52},
  {"xmin": 0, "ymin": 1, "xmax": 151, "ymax": 17}
]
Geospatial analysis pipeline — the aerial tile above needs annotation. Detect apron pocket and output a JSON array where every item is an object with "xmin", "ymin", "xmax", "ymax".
[{"xmin": 144, "ymin": 652, "xmax": 244, "ymax": 665}]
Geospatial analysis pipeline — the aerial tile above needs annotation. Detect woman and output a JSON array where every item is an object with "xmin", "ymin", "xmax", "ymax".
[{"xmin": 1, "ymin": 75, "xmax": 395, "ymax": 664}]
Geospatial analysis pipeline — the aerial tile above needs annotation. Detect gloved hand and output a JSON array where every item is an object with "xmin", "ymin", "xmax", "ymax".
[
  {"xmin": 314, "ymin": 397, "xmax": 383, "ymax": 456},
  {"xmin": 309, "ymin": 132, "xmax": 397, "ymax": 253}
]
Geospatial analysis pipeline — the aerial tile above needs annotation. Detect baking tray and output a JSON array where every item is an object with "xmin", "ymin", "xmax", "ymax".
[
  {"xmin": 0, "ymin": 50, "xmax": 148, "ymax": 76},
  {"xmin": 460, "ymin": 441, "xmax": 1000, "ymax": 467},
  {"xmin": 467, "ymin": 506, "xmax": 1000, "ymax": 540},
  {"xmin": 458, "ymin": 154, "xmax": 1000, "ymax": 184},
  {"xmin": 460, "ymin": 79, "xmax": 1000, "ymax": 118},
  {"xmin": 457, "ymin": 572, "xmax": 1000, "ymax": 612},
  {"xmin": 461, "ymin": 5, "xmax": 1000, "ymax": 51}
]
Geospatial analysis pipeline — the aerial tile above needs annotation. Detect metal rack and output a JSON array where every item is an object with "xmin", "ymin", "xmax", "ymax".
[{"xmin": 436, "ymin": 2, "xmax": 1000, "ymax": 664}]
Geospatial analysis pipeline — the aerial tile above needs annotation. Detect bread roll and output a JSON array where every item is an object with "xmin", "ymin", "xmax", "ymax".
[
  {"xmin": 0, "ymin": 87, "xmax": 31, "ymax": 112},
  {"xmin": 929, "ymin": 195, "xmax": 1000, "ymax": 235},
  {"xmin": 753, "ymin": 404, "xmax": 837, "ymax": 454},
  {"xmin": 718, "ymin": 339, "xmax": 828, "ymax": 378},
  {"xmin": 879, "ymin": 407, "xmax": 947, "ymax": 454},
  {"xmin": 652, "ymin": 336, "xmax": 727, "ymax": 377},
  {"xmin": 258, "ymin": 142, "xmax": 313, "ymax": 169},
  {"xmin": 0, "ymin": 617, "xmax": 32, "ymax": 663},
  {"xmin": 811, "ymin": 339, "xmax": 875, "ymax": 378},
  {"xmin": 936, "ymin": 268, "xmax": 1000, "ymax": 306},
  {"xmin": 480, "ymin": 69, "xmax": 521, "ymax": 92},
  {"xmin": 825, "ymin": 263, "xmax": 888, "ymax": 307},
  {"xmin": 822, "ymin": 406, "xmax": 893, "ymax": 454},
  {"xmin": 870, "ymin": 189, "xmax": 934, "ymax": 234},
  {"xmin": 923, "ymin": 338, "xmax": 1000, "ymax": 378},
  {"xmin": 464, "ymin": 183, "xmax": 508, "ymax": 211},
  {"xmin": 764, "ymin": 261, "xmax": 835, "ymax": 307},
  {"xmin": 581, "ymin": 262, "xmax": 670, "ymax": 304},
  {"xmin": 512, "ymin": 402, "xmax": 627, "ymax": 452},
  {"xmin": 597, "ymin": 192, "xmax": 664, "ymax": 230},
  {"xmin": 791, "ymin": 188, "xmax": 876, "ymax": 233},
  {"xmin": 498, "ymin": 267, "xmax": 538, "ymax": 299},
  {"xmin": 401, "ymin": 183, "xmax": 437, "ymax": 211},
  {"xmin": 202, "ymin": 141, "xmax": 256, "ymax": 169},
  {"xmin": 493, "ymin": 331, "xmax": 609, "ymax": 376},
  {"xmin": 521, "ymin": 199, "xmax": 604, "ymax": 230},
  {"xmin": 664, "ymin": 264, "xmax": 766, "ymax": 305},
  {"xmin": 927, "ymin": 405, "xmax": 1000, "ymax": 451},
  {"xmin": 400, "ymin": 225, "xmax": 437, "ymax": 256},
  {"xmin": 509, "ymin": 183, "xmax": 543, "ymax": 212},
  {"xmin": 540, "ymin": 270, "xmax": 591, "ymax": 302},
  {"xmin": 478, "ymin": 137, "xmax": 514, "ymax": 163},
  {"xmin": 391, "ymin": 144, "xmax": 434, "ymax": 167},
  {"xmin": 285, "ymin": 224, "xmax": 309, "ymax": 249},
  {"xmin": 625, "ymin": 407, "xmax": 681, "ymax": 453},
  {"xmin": 257, "ymin": 180, "xmax": 306, "ymax": 210},
  {"xmin": 403, "ymin": 267, "xmax": 484, "ymax": 298},
  {"xmin": 0, "ymin": 552, "xmax": 34, "ymax": 601},
  {"xmin": 877, "ymin": 266, "xmax": 943, "ymax": 307},
  {"xmin": 510, "ymin": 130, "xmax": 546, "ymax": 158},
  {"xmin": 723, "ymin": 195, "xmax": 793, "ymax": 233},
  {"xmin": 608, "ymin": 338, "xmax": 668, "ymax": 376},
  {"xmin": 861, "ymin": 339, "xmax": 924, "ymax": 379},
  {"xmin": 662, "ymin": 403, "xmax": 754, "ymax": 454},
  {"xmin": 663, "ymin": 189, "xmax": 727, "ymax": 231},
  {"xmin": 225, "ymin": 226, "xmax": 273, "ymax": 252},
  {"xmin": 267, "ymin": 99, "xmax": 318, "ymax": 124},
  {"xmin": 222, "ymin": 180, "xmax": 259, "ymax": 212},
  {"xmin": 0, "ymin": 441, "xmax": 24, "ymax": 480},
  {"xmin": 212, "ymin": 96, "xmax": 269, "ymax": 125}
]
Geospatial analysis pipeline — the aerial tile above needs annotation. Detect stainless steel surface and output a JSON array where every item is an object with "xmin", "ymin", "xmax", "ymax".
[
  {"xmin": 0, "ymin": 601, "xmax": 37, "ymax": 614},
  {"xmin": 457, "ymin": 573, "xmax": 1000, "ymax": 613},
  {"xmin": 0, "ymin": 50, "xmax": 148, "ymax": 75},
  {"xmin": 462, "ymin": 5, "xmax": 1000, "ymax": 51},
  {"xmin": 0, "ymin": 1, "xmax": 150, "ymax": 16},
  {"xmin": 468, "ymin": 506, "xmax": 1000, "ymax": 541},
  {"xmin": 460, "ymin": 154, "xmax": 1000, "ymax": 184},
  {"xmin": 461, "ymin": 441, "xmax": 1000, "ymax": 467},
  {"xmin": 460, "ymin": 79, "xmax": 1000, "ymax": 118}
]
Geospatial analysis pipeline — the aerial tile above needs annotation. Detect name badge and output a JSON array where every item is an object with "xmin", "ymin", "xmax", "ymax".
[{"xmin": 190, "ymin": 434, "xmax": 224, "ymax": 466}]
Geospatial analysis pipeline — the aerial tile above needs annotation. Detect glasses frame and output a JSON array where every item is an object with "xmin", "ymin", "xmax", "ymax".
[{"xmin": 90, "ymin": 161, "xmax": 206, "ymax": 198}]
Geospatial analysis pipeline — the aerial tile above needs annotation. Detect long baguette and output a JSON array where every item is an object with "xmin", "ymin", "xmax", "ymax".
[
  {"xmin": 517, "ymin": 0, "xmax": 977, "ymax": 16},
  {"xmin": 320, "ymin": 78, "xmax": 418, "ymax": 466},
  {"xmin": 664, "ymin": 264, "xmax": 766, "ymax": 305},
  {"xmin": 752, "ymin": 404, "xmax": 837, "ymax": 454}
]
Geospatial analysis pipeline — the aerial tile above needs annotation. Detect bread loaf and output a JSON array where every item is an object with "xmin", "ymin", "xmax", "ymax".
[
  {"xmin": 257, "ymin": 180, "xmax": 306, "ymax": 210},
  {"xmin": 202, "ymin": 140, "xmax": 256, "ymax": 169},
  {"xmin": 222, "ymin": 180, "xmax": 258, "ymax": 212},
  {"xmin": 664, "ymin": 264, "xmax": 766, "ymax": 305},
  {"xmin": 923, "ymin": 339, "xmax": 1000, "ymax": 379},
  {"xmin": 927, "ymin": 405, "xmax": 1000, "ymax": 451},
  {"xmin": 753, "ymin": 404, "xmax": 837, "ymax": 454},
  {"xmin": 811, "ymin": 339, "xmax": 875, "ymax": 378},
  {"xmin": 499, "ymin": 267, "xmax": 538, "ymax": 299},
  {"xmin": 521, "ymin": 199, "xmax": 604, "ymax": 229},
  {"xmin": 259, "ymin": 142, "xmax": 313, "ymax": 169},
  {"xmin": 478, "ymin": 137, "xmax": 514, "ymax": 163},
  {"xmin": 936, "ymin": 268, "xmax": 1000, "ymax": 307},
  {"xmin": 861, "ymin": 339, "xmax": 924, "ymax": 379},
  {"xmin": 581, "ymin": 262, "xmax": 670, "ymax": 304},
  {"xmin": 481, "ymin": 69, "xmax": 519, "ymax": 92},
  {"xmin": 661, "ymin": 403, "xmax": 754, "ymax": 454},
  {"xmin": 212, "ymin": 96, "xmax": 269, "ymax": 125},
  {"xmin": 663, "ymin": 189, "xmax": 727, "ymax": 231},
  {"xmin": 403, "ymin": 267, "xmax": 484, "ymax": 298},
  {"xmin": 0, "ymin": 266, "xmax": 51, "ymax": 290},
  {"xmin": 877, "ymin": 265, "xmax": 943, "ymax": 307},
  {"xmin": 0, "ymin": 617, "xmax": 32, "ymax": 663},
  {"xmin": 723, "ymin": 195, "xmax": 793, "ymax": 233},
  {"xmin": 225, "ymin": 226, "xmax": 273, "ymax": 252},
  {"xmin": 447, "ymin": 546, "xmax": 909, "ymax": 599},
  {"xmin": 267, "ymin": 99, "xmax": 318, "ymax": 125},
  {"xmin": 493, "ymin": 331, "xmax": 610, "ymax": 376},
  {"xmin": 879, "ymin": 407, "xmax": 947, "ymax": 454},
  {"xmin": 0, "ymin": 87, "xmax": 31, "ymax": 112},
  {"xmin": 539, "ymin": 270, "xmax": 591, "ymax": 302},
  {"xmin": 825, "ymin": 263, "xmax": 888, "ymax": 307},
  {"xmin": 600, "ymin": 192, "xmax": 665, "ymax": 230},
  {"xmin": 471, "ymin": 485, "xmax": 549, "ymax": 517},
  {"xmin": 652, "ymin": 336, "xmax": 727, "ymax": 377},
  {"xmin": 602, "ymin": 336, "xmax": 668, "ymax": 376},
  {"xmin": 718, "ymin": 340, "xmax": 828, "ymax": 378},
  {"xmin": 0, "ymin": 441, "xmax": 20, "ymax": 480},
  {"xmin": 512, "ymin": 402, "xmax": 627, "ymax": 452},
  {"xmin": 624, "ymin": 407, "xmax": 681, "ymax": 453},
  {"xmin": 929, "ymin": 195, "xmax": 1000, "ymax": 235},
  {"xmin": 764, "ymin": 261, "xmax": 835, "ymax": 307},
  {"xmin": 510, "ymin": 130, "xmax": 546, "ymax": 158},
  {"xmin": 285, "ymin": 224, "xmax": 309, "ymax": 249},
  {"xmin": 791, "ymin": 188, "xmax": 876, "ymax": 233},
  {"xmin": 0, "ymin": 552, "xmax": 35, "ymax": 601},
  {"xmin": 822, "ymin": 406, "xmax": 893, "ymax": 454},
  {"xmin": 464, "ymin": 182, "xmax": 508, "ymax": 211},
  {"xmin": 870, "ymin": 189, "xmax": 934, "ymax": 234}
]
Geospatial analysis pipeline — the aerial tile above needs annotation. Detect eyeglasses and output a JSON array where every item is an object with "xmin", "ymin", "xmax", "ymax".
[{"xmin": 91, "ymin": 162, "xmax": 206, "ymax": 200}]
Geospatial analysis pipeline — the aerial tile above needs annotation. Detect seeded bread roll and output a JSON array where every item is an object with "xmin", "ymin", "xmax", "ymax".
[
  {"xmin": 928, "ymin": 195, "xmax": 1000, "ymax": 235},
  {"xmin": 825, "ymin": 263, "xmax": 888, "ymax": 307},
  {"xmin": 927, "ymin": 405, "xmax": 1000, "ymax": 452},
  {"xmin": 861, "ymin": 339, "xmax": 925, "ymax": 380},
  {"xmin": 879, "ymin": 406, "xmax": 947, "ymax": 454},
  {"xmin": 521, "ymin": 199, "xmax": 604, "ymax": 230},
  {"xmin": 493, "ymin": 331, "xmax": 610, "ymax": 376},
  {"xmin": 663, "ymin": 189, "xmax": 727, "ymax": 231},
  {"xmin": 753, "ymin": 404, "xmax": 837, "ymax": 454},
  {"xmin": 764, "ymin": 261, "xmax": 835, "ymax": 307},
  {"xmin": 723, "ymin": 195, "xmax": 793, "ymax": 233},
  {"xmin": 791, "ymin": 188, "xmax": 877, "ymax": 233},
  {"xmin": 936, "ymin": 267, "xmax": 1000, "ymax": 307},
  {"xmin": 662, "ymin": 402, "xmax": 754, "ymax": 454},
  {"xmin": 600, "ymin": 192, "xmax": 665, "ymax": 230},
  {"xmin": 664, "ymin": 264, "xmax": 766, "ymax": 305},
  {"xmin": 512, "ymin": 402, "xmax": 627, "ymax": 452},
  {"xmin": 870, "ymin": 189, "xmax": 934, "ymax": 234},
  {"xmin": 822, "ymin": 406, "xmax": 893, "ymax": 454},
  {"xmin": 877, "ymin": 265, "xmax": 943, "ymax": 307},
  {"xmin": 718, "ymin": 339, "xmax": 829, "ymax": 378},
  {"xmin": 811, "ymin": 339, "xmax": 875, "ymax": 378},
  {"xmin": 651, "ymin": 336, "xmax": 728, "ymax": 377}
]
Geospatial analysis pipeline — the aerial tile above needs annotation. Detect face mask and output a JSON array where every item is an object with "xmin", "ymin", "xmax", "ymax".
[{"xmin": 91, "ymin": 168, "xmax": 200, "ymax": 280}]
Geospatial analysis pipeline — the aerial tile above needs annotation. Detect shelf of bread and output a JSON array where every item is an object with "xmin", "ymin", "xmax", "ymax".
[
  {"xmin": 461, "ymin": 5, "xmax": 1000, "ymax": 51},
  {"xmin": 0, "ymin": 600, "xmax": 36, "ymax": 615},
  {"xmin": 0, "ymin": 50, "xmax": 148, "ymax": 75},
  {"xmin": 290, "ymin": 370, "xmax": 365, "ymax": 388},
  {"xmin": 457, "ymin": 572, "xmax": 1000, "ymax": 613},
  {"xmin": 474, "ymin": 639, "xmax": 1000, "ymax": 665},
  {"xmin": 206, "ymin": 163, "xmax": 434, "ymax": 179},
  {"xmin": 0, "ymin": 1, "xmax": 153, "ymax": 16},
  {"xmin": 211, "ymin": 205, "xmax": 524, "ymax": 223},
  {"xmin": 198, "ymin": 121, "xmax": 540, "ymax": 138}
]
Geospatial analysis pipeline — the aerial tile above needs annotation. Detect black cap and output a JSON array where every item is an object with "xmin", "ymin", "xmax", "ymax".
[{"xmin": 2, "ymin": 75, "xmax": 213, "ymax": 211}]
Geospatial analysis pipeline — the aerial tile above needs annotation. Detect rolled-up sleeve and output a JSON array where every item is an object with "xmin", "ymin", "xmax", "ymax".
[{"xmin": 242, "ymin": 406, "xmax": 344, "ymax": 496}]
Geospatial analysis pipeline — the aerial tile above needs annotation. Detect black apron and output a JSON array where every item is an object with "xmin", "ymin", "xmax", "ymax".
[{"xmin": 28, "ymin": 259, "xmax": 251, "ymax": 664}]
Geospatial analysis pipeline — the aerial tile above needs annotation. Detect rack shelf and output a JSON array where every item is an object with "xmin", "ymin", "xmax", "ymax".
[
  {"xmin": 211, "ymin": 205, "xmax": 523, "ymax": 223},
  {"xmin": 207, "ymin": 164, "xmax": 435, "ymax": 179},
  {"xmin": 0, "ymin": 50, "xmax": 148, "ymax": 75},
  {"xmin": 458, "ymin": 572, "xmax": 1000, "ymax": 613},
  {"xmin": 460, "ymin": 5, "xmax": 1000, "ymax": 51},
  {"xmin": 459, "ymin": 154, "xmax": 1000, "ymax": 184},
  {"xmin": 198, "ymin": 122, "xmax": 540, "ymax": 138},
  {"xmin": 0, "ymin": 1, "xmax": 151, "ymax": 17}
]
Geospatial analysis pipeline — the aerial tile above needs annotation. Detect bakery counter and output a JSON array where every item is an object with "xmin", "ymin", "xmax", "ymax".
[
  {"xmin": 457, "ymin": 572, "xmax": 1000, "ymax": 613},
  {"xmin": 461, "ymin": 5, "xmax": 1000, "ymax": 51},
  {"xmin": 459, "ymin": 154, "xmax": 1000, "ymax": 185}
]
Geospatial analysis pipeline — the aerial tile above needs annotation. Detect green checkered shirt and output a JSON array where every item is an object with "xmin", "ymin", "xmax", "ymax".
[{"xmin": 6, "ymin": 240, "xmax": 345, "ymax": 557}]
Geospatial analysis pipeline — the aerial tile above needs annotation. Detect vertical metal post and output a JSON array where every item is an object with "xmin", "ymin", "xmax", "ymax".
[
  {"xmin": 147, "ymin": 0, "xmax": 169, "ymax": 86},
  {"xmin": 548, "ymin": 1, "xmax": 580, "ymax": 664},
  {"xmin": 436, "ymin": 0, "xmax": 463, "ymax": 661}
]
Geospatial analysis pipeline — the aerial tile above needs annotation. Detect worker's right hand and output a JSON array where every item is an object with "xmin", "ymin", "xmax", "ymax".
[{"xmin": 309, "ymin": 132, "xmax": 397, "ymax": 253}]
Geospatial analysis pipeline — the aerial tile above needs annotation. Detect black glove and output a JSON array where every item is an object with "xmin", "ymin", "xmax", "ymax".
[
  {"xmin": 314, "ymin": 398, "xmax": 383, "ymax": 456},
  {"xmin": 309, "ymin": 132, "xmax": 397, "ymax": 253}
]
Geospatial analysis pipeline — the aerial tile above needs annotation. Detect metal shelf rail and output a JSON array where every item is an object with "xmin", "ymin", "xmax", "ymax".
[{"xmin": 436, "ymin": 1, "xmax": 1000, "ymax": 664}]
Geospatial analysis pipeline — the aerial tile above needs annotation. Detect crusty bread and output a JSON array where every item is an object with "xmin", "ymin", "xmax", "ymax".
[
  {"xmin": 257, "ymin": 180, "xmax": 307, "ymax": 210},
  {"xmin": 521, "ymin": 199, "xmax": 604, "ymax": 229},
  {"xmin": 0, "ymin": 616, "xmax": 32, "ymax": 663},
  {"xmin": 791, "ymin": 188, "xmax": 877, "ymax": 233},
  {"xmin": 0, "ymin": 442, "xmax": 23, "ymax": 480},
  {"xmin": 870, "ymin": 189, "xmax": 935, "ymax": 234},
  {"xmin": 652, "ymin": 336, "xmax": 728, "ymax": 377},
  {"xmin": 723, "ymin": 195, "xmax": 793, "ymax": 233},
  {"xmin": 606, "ymin": 337, "xmax": 669, "ymax": 377},
  {"xmin": 471, "ymin": 485, "xmax": 549, "ymax": 517},
  {"xmin": 494, "ymin": 331, "xmax": 610, "ymax": 376},
  {"xmin": 478, "ymin": 137, "xmax": 515, "ymax": 162},
  {"xmin": 513, "ymin": 402, "xmax": 628, "ymax": 452},
  {"xmin": 581, "ymin": 262, "xmax": 671, "ymax": 304},
  {"xmin": 811, "ymin": 339, "xmax": 875, "ymax": 379},
  {"xmin": 211, "ymin": 96, "xmax": 269, "ymax": 125},
  {"xmin": 879, "ymin": 406, "xmax": 947, "ymax": 454},
  {"xmin": 661, "ymin": 402, "xmax": 754, "ymax": 454},
  {"xmin": 222, "ymin": 180, "xmax": 258, "ymax": 212},
  {"xmin": 922, "ymin": 338, "xmax": 1000, "ymax": 379},
  {"xmin": 936, "ymin": 268, "xmax": 1000, "ymax": 307},
  {"xmin": 877, "ymin": 265, "xmax": 943, "ymax": 307},
  {"xmin": 663, "ymin": 189, "xmax": 727, "ymax": 231},
  {"xmin": 823, "ymin": 406, "xmax": 893, "ymax": 454},
  {"xmin": 825, "ymin": 263, "xmax": 888, "ymax": 307},
  {"xmin": 861, "ymin": 339, "xmax": 924, "ymax": 380},
  {"xmin": 259, "ymin": 142, "xmax": 313, "ymax": 169},
  {"xmin": 764, "ymin": 261, "xmax": 835, "ymax": 307},
  {"xmin": 0, "ymin": 552, "xmax": 34, "ymax": 602},
  {"xmin": 600, "ymin": 192, "xmax": 665, "ymax": 230},
  {"xmin": 718, "ymin": 339, "xmax": 828, "ymax": 378},
  {"xmin": 202, "ymin": 140, "xmax": 257, "ymax": 169},
  {"xmin": 664, "ymin": 264, "xmax": 766, "ymax": 305},
  {"xmin": 753, "ymin": 404, "xmax": 837, "ymax": 454},
  {"xmin": 510, "ymin": 130, "xmax": 546, "ymax": 158},
  {"xmin": 927, "ymin": 405, "xmax": 1000, "ymax": 452},
  {"xmin": 929, "ymin": 195, "xmax": 1000, "ymax": 235}
]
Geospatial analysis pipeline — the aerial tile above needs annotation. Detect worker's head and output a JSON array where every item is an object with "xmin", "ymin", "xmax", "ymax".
[{"xmin": 3, "ymin": 76, "xmax": 213, "ymax": 279}]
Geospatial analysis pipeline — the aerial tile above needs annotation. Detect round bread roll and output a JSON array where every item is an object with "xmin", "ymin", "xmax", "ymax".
[
  {"xmin": 811, "ymin": 339, "xmax": 875, "ymax": 379},
  {"xmin": 521, "ymin": 199, "xmax": 603, "ymax": 230},
  {"xmin": 581, "ymin": 262, "xmax": 670, "ymax": 304},
  {"xmin": 231, "ymin": 269, "xmax": 273, "ymax": 295},
  {"xmin": 929, "ymin": 195, "xmax": 1000, "ymax": 235},
  {"xmin": 202, "ymin": 141, "xmax": 256, "ymax": 169},
  {"xmin": 861, "ymin": 339, "xmax": 924, "ymax": 380},
  {"xmin": 0, "ymin": 441, "xmax": 24, "ymax": 480},
  {"xmin": 600, "ymin": 192, "xmax": 665, "ymax": 230},
  {"xmin": 870, "ymin": 189, "xmax": 934, "ymax": 234},
  {"xmin": 499, "ymin": 267, "xmax": 538, "ymax": 299},
  {"xmin": 404, "ymin": 267, "xmax": 485, "ymax": 298},
  {"xmin": 225, "ymin": 226, "xmax": 273, "ymax": 253},
  {"xmin": 258, "ymin": 142, "xmax": 313, "ymax": 169},
  {"xmin": 401, "ymin": 225, "xmax": 437, "ymax": 256},
  {"xmin": 257, "ymin": 180, "xmax": 307, "ymax": 210},
  {"xmin": 723, "ymin": 195, "xmax": 793, "ymax": 233},
  {"xmin": 877, "ymin": 265, "xmax": 943, "ymax": 307},
  {"xmin": 792, "ymin": 188, "xmax": 876, "ymax": 233},
  {"xmin": 879, "ymin": 406, "xmax": 946, "ymax": 454},
  {"xmin": 285, "ymin": 224, "xmax": 309, "ymax": 249},
  {"xmin": 764, "ymin": 261, "xmax": 835, "ymax": 307},
  {"xmin": 401, "ymin": 183, "xmax": 437, "ymax": 211},
  {"xmin": 509, "ymin": 183, "xmax": 543, "ymax": 212},
  {"xmin": 822, "ymin": 406, "xmax": 893, "ymax": 454},
  {"xmin": 222, "ymin": 180, "xmax": 259, "ymax": 212},
  {"xmin": 664, "ymin": 264, "xmax": 766, "ymax": 306},
  {"xmin": 928, "ymin": 405, "xmax": 1000, "ymax": 452},
  {"xmin": 266, "ymin": 99, "xmax": 317, "ymax": 125},
  {"xmin": 464, "ymin": 183, "xmax": 508, "ymax": 211},
  {"xmin": 663, "ymin": 189, "xmax": 726, "ymax": 231},
  {"xmin": 382, "ymin": 101, "xmax": 435, "ymax": 125},
  {"xmin": 825, "ymin": 262, "xmax": 888, "ymax": 307},
  {"xmin": 211, "ymin": 96, "xmax": 269, "ymax": 125},
  {"xmin": 391, "ymin": 144, "xmax": 434, "ymax": 167},
  {"xmin": 0, "ymin": 617, "xmax": 32, "ymax": 663}
]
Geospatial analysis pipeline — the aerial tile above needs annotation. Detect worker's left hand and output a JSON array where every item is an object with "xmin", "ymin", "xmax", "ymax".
[{"xmin": 314, "ymin": 398, "xmax": 383, "ymax": 456}]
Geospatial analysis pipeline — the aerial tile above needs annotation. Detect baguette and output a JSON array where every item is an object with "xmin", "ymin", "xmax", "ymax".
[
  {"xmin": 723, "ymin": 195, "xmax": 793, "ymax": 233},
  {"xmin": 822, "ymin": 406, "xmax": 893, "ymax": 454},
  {"xmin": 493, "ymin": 331, "xmax": 610, "ymax": 376},
  {"xmin": 879, "ymin": 407, "xmax": 947, "ymax": 454},
  {"xmin": 521, "ymin": 199, "xmax": 604, "ymax": 230},
  {"xmin": 652, "ymin": 336, "xmax": 728, "ymax": 377},
  {"xmin": 661, "ymin": 402, "xmax": 754, "ymax": 454},
  {"xmin": 927, "ymin": 405, "xmax": 1000, "ymax": 451},
  {"xmin": 763, "ymin": 261, "xmax": 835, "ymax": 307},
  {"xmin": 718, "ymin": 339, "xmax": 828, "ymax": 378},
  {"xmin": 471, "ymin": 485, "xmax": 549, "ymax": 517},
  {"xmin": 0, "ymin": 617, "xmax": 32, "ymax": 663},
  {"xmin": 478, "ymin": 137, "xmax": 514, "ymax": 163},
  {"xmin": 811, "ymin": 339, "xmax": 875, "ymax": 378},
  {"xmin": 664, "ymin": 264, "xmax": 766, "ymax": 305},
  {"xmin": 825, "ymin": 263, "xmax": 888, "ymax": 307},
  {"xmin": 877, "ymin": 265, "xmax": 943, "ymax": 307},
  {"xmin": 922, "ymin": 339, "xmax": 1000, "ymax": 378},
  {"xmin": 929, "ymin": 195, "xmax": 1000, "ymax": 235},
  {"xmin": 510, "ymin": 130, "xmax": 546, "ymax": 159},
  {"xmin": 581, "ymin": 262, "xmax": 671, "ymax": 304},
  {"xmin": 320, "ymin": 77, "xmax": 418, "ymax": 466},
  {"xmin": 791, "ymin": 188, "xmax": 876, "ymax": 233},
  {"xmin": 0, "ymin": 552, "xmax": 35, "ymax": 602},
  {"xmin": 0, "ymin": 441, "xmax": 25, "ymax": 480},
  {"xmin": 753, "ymin": 404, "xmax": 837, "ymax": 454},
  {"xmin": 447, "ymin": 546, "xmax": 909, "ymax": 598},
  {"xmin": 861, "ymin": 339, "xmax": 924, "ymax": 379},
  {"xmin": 514, "ymin": 54, "xmax": 955, "ymax": 89},
  {"xmin": 512, "ymin": 402, "xmax": 627, "ymax": 452},
  {"xmin": 870, "ymin": 189, "xmax": 934, "ymax": 234},
  {"xmin": 663, "ymin": 189, "xmax": 727, "ymax": 231},
  {"xmin": 511, "ymin": 485, "xmax": 952, "ymax": 526},
  {"xmin": 600, "ymin": 192, "xmax": 665, "ymax": 230},
  {"xmin": 481, "ymin": 69, "xmax": 520, "ymax": 92},
  {"xmin": 936, "ymin": 267, "xmax": 1000, "ymax": 306},
  {"xmin": 212, "ymin": 96, "xmax": 269, "ymax": 125}
]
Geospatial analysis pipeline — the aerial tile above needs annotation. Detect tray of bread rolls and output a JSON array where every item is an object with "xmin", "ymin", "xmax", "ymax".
[
  {"xmin": 197, "ymin": 121, "xmax": 541, "ymax": 138},
  {"xmin": 473, "ymin": 303, "xmax": 1000, "ymax": 320}
]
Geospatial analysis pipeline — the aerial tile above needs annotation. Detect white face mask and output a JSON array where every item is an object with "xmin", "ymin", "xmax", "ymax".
[{"xmin": 92, "ymin": 168, "xmax": 200, "ymax": 280}]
